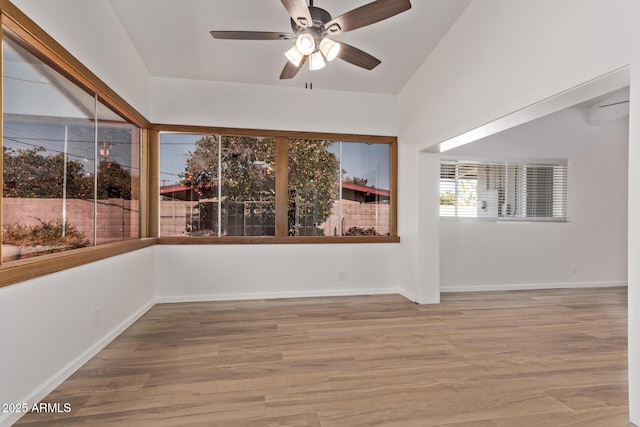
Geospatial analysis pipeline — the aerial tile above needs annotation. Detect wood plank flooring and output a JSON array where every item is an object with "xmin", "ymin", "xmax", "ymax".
[{"xmin": 16, "ymin": 287, "xmax": 631, "ymax": 426}]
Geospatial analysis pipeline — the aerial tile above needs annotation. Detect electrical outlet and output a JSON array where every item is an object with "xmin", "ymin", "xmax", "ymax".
[
  {"xmin": 571, "ymin": 266, "xmax": 577, "ymax": 275},
  {"xmin": 337, "ymin": 272, "xmax": 347, "ymax": 281},
  {"xmin": 91, "ymin": 307, "xmax": 101, "ymax": 327}
]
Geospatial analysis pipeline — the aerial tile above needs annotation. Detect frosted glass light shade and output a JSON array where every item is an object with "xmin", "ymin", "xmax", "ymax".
[
  {"xmin": 319, "ymin": 38, "xmax": 340, "ymax": 61},
  {"xmin": 308, "ymin": 51, "xmax": 326, "ymax": 70},
  {"xmin": 285, "ymin": 45, "xmax": 304, "ymax": 67},
  {"xmin": 296, "ymin": 33, "xmax": 315, "ymax": 55}
]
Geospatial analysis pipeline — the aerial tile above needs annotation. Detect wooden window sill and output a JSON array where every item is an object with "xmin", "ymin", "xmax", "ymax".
[
  {"xmin": 157, "ymin": 236, "xmax": 400, "ymax": 245},
  {"xmin": 0, "ymin": 238, "xmax": 157, "ymax": 288}
]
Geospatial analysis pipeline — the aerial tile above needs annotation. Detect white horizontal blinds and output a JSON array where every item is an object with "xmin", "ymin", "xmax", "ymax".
[
  {"xmin": 517, "ymin": 163, "xmax": 568, "ymax": 220},
  {"xmin": 479, "ymin": 163, "xmax": 505, "ymax": 218},
  {"xmin": 552, "ymin": 165, "xmax": 568, "ymax": 219},
  {"xmin": 439, "ymin": 162, "xmax": 457, "ymax": 216},
  {"xmin": 440, "ymin": 160, "xmax": 568, "ymax": 221},
  {"xmin": 440, "ymin": 161, "xmax": 479, "ymax": 217}
]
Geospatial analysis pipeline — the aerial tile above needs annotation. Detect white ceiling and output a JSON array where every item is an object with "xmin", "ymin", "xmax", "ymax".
[{"xmin": 108, "ymin": 0, "xmax": 470, "ymax": 94}]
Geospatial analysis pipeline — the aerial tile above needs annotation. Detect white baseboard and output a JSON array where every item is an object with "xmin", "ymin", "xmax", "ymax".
[
  {"xmin": 1, "ymin": 300, "xmax": 155, "ymax": 427},
  {"xmin": 441, "ymin": 281, "xmax": 628, "ymax": 293},
  {"xmin": 397, "ymin": 288, "xmax": 418, "ymax": 303},
  {"xmin": 156, "ymin": 287, "xmax": 402, "ymax": 303}
]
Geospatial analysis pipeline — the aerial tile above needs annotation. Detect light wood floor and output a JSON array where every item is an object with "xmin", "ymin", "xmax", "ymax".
[{"xmin": 16, "ymin": 288, "xmax": 631, "ymax": 426}]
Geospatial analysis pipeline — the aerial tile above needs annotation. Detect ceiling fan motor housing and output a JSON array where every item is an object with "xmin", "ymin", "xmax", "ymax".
[{"xmin": 290, "ymin": 7, "xmax": 334, "ymax": 48}]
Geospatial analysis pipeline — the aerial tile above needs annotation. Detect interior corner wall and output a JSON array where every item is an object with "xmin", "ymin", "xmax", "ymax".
[
  {"xmin": 439, "ymin": 107, "xmax": 628, "ymax": 291},
  {"xmin": 0, "ymin": 247, "xmax": 156, "ymax": 427},
  {"xmin": 10, "ymin": 0, "xmax": 152, "ymax": 118},
  {"xmin": 154, "ymin": 244, "xmax": 401, "ymax": 302},
  {"xmin": 149, "ymin": 76, "xmax": 403, "ymax": 302}
]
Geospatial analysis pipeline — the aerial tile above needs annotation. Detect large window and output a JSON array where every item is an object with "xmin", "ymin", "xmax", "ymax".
[
  {"xmin": 159, "ymin": 133, "xmax": 395, "ymax": 239},
  {"xmin": 440, "ymin": 160, "xmax": 568, "ymax": 221},
  {"xmin": 2, "ymin": 28, "xmax": 141, "ymax": 262}
]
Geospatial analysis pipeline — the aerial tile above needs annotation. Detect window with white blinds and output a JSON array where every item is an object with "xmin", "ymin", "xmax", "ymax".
[{"xmin": 440, "ymin": 160, "xmax": 568, "ymax": 221}]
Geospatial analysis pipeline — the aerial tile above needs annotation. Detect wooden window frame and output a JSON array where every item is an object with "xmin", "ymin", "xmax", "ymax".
[
  {"xmin": 153, "ymin": 125, "xmax": 399, "ymax": 244},
  {"xmin": 0, "ymin": 1, "xmax": 154, "ymax": 288},
  {"xmin": 0, "ymin": 0, "xmax": 399, "ymax": 290}
]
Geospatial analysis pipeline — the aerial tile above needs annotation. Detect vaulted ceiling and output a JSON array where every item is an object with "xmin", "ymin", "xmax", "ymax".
[{"xmin": 109, "ymin": 0, "xmax": 471, "ymax": 94}]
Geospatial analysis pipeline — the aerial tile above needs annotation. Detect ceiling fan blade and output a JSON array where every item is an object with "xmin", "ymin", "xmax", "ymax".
[
  {"xmin": 210, "ymin": 31, "xmax": 295, "ymax": 40},
  {"xmin": 337, "ymin": 42, "xmax": 381, "ymax": 70},
  {"xmin": 280, "ymin": 0, "xmax": 313, "ymax": 28},
  {"xmin": 324, "ymin": 0, "xmax": 411, "ymax": 35},
  {"xmin": 280, "ymin": 57, "xmax": 308, "ymax": 79}
]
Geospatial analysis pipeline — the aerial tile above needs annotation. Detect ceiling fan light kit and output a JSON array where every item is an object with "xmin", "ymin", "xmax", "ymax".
[
  {"xmin": 308, "ymin": 51, "xmax": 326, "ymax": 70},
  {"xmin": 284, "ymin": 44, "xmax": 305, "ymax": 67},
  {"xmin": 319, "ymin": 38, "xmax": 340, "ymax": 62},
  {"xmin": 211, "ymin": 0, "xmax": 412, "ymax": 81},
  {"xmin": 295, "ymin": 32, "xmax": 316, "ymax": 55}
]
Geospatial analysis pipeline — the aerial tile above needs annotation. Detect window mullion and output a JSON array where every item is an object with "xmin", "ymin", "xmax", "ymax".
[
  {"xmin": 93, "ymin": 94, "xmax": 98, "ymax": 246},
  {"xmin": 274, "ymin": 136, "xmax": 289, "ymax": 237},
  {"xmin": 217, "ymin": 135, "xmax": 222, "ymax": 237}
]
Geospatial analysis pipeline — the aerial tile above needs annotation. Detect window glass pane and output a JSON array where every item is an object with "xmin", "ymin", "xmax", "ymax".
[
  {"xmin": 96, "ymin": 101, "xmax": 140, "ymax": 243},
  {"xmin": 341, "ymin": 142, "xmax": 391, "ymax": 236},
  {"xmin": 288, "ymin": 139, "xmax": 340, "ymax": 236},
  {"xmin": 440, "ymin": 160, "xmax": 568, "ymax": 221},
  {"xmin": 2, "ymin": 31, "xmax": 96, "ymax": 261},
  {"xmin": 159, "ymin": 133, "xmax": 219, "ymax": 236},
  {"xmin": 524, "ymin": 166, "xmax": 554, "ymax": 217},
  {"xmin": 221, "ymin": 136, "xmax": 275, "ymax": 236}
]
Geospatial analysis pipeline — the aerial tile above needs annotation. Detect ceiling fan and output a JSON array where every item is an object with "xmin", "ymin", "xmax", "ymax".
[{"xmin": 210, "ymin": 0, "xmax": 412, "ymax": 80}]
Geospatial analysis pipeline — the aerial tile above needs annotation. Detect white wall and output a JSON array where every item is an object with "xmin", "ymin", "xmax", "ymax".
[
  {"xmin": 399, "ymin": 0, "xmax": 633, "ymax": 149},
  {"xmin": 10, "ymin": 0, "xmax": 151, "ymax": 118},
  {"xmin": 150, "ymin": 77, "xmax": 397, "ymax": 135},
  {"xmin": 397, "ymin": 0, "xmax": 639, "ymax": 422},
  {"xmin": 439, "ymin": 106, "xmax": 628, "ymax": 291},
  {"xmin": 0, "ymin": 247, "xmax": 156, "ymax": 427},
  {"xmin": 155, "ymin": 244, "xmax": 401, "ymax": 302},
  {"xmin": 627, "ymin": 11, "xmax": 640, "ymax": 423},
  {"xmin": 397, "ymin": 0, "xmax": 634, "ymax": 304}
]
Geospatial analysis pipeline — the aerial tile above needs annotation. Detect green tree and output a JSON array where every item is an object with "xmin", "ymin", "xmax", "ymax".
[
  {"xmin": 3, "ymin": 147, "xmax": 92, "ymax": 198},
  {"xmin": 3, "ymin": 147, "xmax": 134, "ymax": 200},
  {"xmin": 440, "ymin": 192, "xmax": 455, "ymax": 206},
  {"xmin": 288, "ymin": 139, "xmax": 340, "ymax": 236},
  {"xmin": 181, "ymin": 136, "xmax": 276, "ymax": 201},
  {"xmin": 344, "ymin": 176, "xmax": 370, "ymax": 187},
  {"xmin": 181, "ymin": 136, "xmax": 276, "ymax": 235},
  {"xmin": 181, "ymin": 137, "xmax": 340, "ymax": 236},
  {"xmin": 97, "ymin": 160, "xmax": 134, "ymax": 199}
]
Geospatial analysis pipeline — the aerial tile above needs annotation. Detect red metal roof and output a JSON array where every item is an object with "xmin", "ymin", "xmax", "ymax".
[
  {"xmin": 341, "ymin": 182, "xmax": 390, "ymax": 197},
  {"xmin": 160, "ymin": 184, "xmax": 191, "ymax": 194}
]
